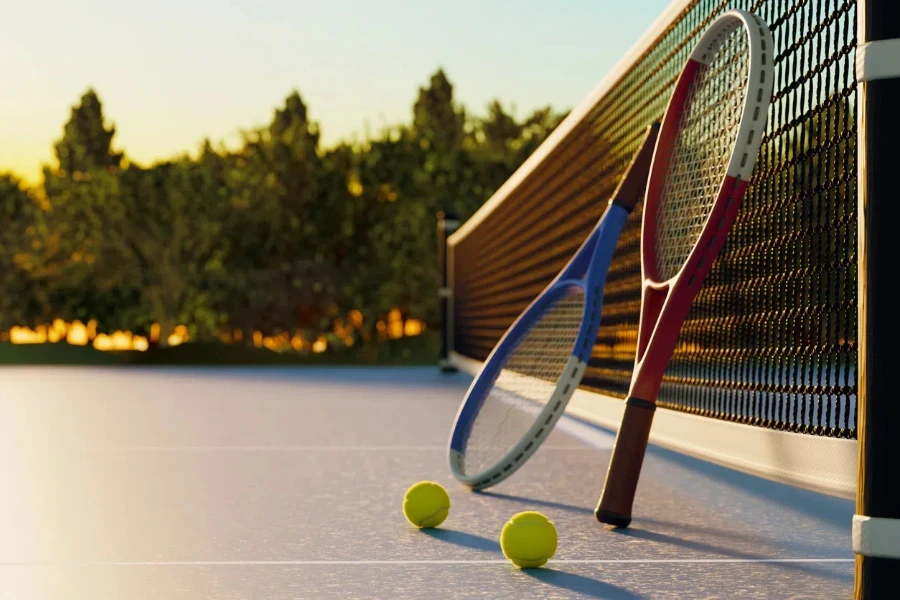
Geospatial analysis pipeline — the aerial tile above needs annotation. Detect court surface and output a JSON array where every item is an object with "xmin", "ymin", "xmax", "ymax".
[{"xmin": 0, "ymin": 366, "xmax": 854, "ymax": 599}]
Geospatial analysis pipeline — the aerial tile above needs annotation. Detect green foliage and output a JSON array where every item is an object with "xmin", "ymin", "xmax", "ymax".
[
  {"xmin": 413, "ymin": 69, "xmax": 465, "ymax": 150},
  {"xmin": 0, "ymin": 173, "xmax": 47, "ymax": 329},
  {"xmin": 3, "ymin": 69, "xmax": 567, "ymax": 349},
  {"xmin": 53, "ymin": 89, "xmax": 123, "ymax": 176}
]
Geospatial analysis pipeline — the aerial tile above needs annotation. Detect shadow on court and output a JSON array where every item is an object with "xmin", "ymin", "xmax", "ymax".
[
  {"xmin": 421, "ymin": 528, "xmax": 500, "ymax": 552},
  {"xmin": 644, "ymin": 444, "xmax": 853, "ymax": 531},
  {"xmin": 476, "ymin": 491, "xmax": 848, "ymax": 563},
  {"xmin": 476, "ymin": 491, "xmax": 593, "ymax": 516},
  {"xmin": 614, "ymin": 528, "xmax": 853, "ymax": 583},
  {"xmin": 524, "ymin": 568, "xmax": 644, "ymax": 599}
]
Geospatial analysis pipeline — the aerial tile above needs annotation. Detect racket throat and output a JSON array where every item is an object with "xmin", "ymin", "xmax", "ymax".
[{"xmin": 635, "ymin": 286, "xmax": 668, "ymax": 362}]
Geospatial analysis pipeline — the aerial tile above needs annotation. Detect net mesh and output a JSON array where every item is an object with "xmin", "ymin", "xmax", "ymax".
[
  {"xmin": 460, "ymin": 292, "xmax": 584, "ymax": 476},
  {"xmin": 451, "ymin": 0, "xmax": 857, "ymax": 439},
  {"xmin": 655, "ymin": 20, "xmax": 749, "ymax": 281}
]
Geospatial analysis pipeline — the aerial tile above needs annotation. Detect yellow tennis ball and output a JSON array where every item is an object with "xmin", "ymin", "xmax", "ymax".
[
  {"xmin": 500, "ymin": 511, "xmax": 558, "ymax": 568},
  {"xmin": 403, "ymin": 481, "xmax": 450, "ymax": 528}
]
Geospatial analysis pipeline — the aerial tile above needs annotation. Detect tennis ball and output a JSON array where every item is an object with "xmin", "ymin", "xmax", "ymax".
[
  {"xmin": 403, "ymin": 481, "xmax": 450, "ymax": 528},
  {"xmin": 500, "ymin": 511, "xmax": 558, "ymax": 568}
]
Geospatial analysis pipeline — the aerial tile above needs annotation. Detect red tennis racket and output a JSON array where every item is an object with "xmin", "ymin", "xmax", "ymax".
[{"xmin": 595, "ymin": 9, "xmax": 775, "ymax": 528}]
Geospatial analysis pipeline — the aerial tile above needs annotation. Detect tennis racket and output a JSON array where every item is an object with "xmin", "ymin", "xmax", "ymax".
[
  {"xmin": 448, "ymin": 122, "xmax": 660, "ymax": 490},
  {"xmin": 595, "ymin": 9, "xmax": 775, "ymax": 528}
]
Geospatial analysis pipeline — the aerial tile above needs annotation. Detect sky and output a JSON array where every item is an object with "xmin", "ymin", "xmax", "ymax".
[{"xmin": 1, "ymin": 0, "xmax": 671, "ymax": 184}]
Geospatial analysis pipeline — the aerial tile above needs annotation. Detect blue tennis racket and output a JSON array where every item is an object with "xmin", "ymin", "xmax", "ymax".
[{"xmin": 448, "ymin": 123, "xmax": 660, "ymax": 490}]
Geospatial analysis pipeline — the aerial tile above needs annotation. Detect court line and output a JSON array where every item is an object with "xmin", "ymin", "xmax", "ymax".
[
  {"xmin": 28, "ymin": 445, "xmax": 594, "ymax": 452},
  {"xmin": 0, "ymin": 558, "xmax": 854, "ymax": 567}
]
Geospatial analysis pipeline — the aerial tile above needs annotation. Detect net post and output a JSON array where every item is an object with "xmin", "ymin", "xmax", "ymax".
[
  {"xmin": 855, "ymin": 1, "xmax": 900, "ymax": 596},
  {"xmin": 437, "ymin": 211, "xmax": 460, "ymax": 373}
]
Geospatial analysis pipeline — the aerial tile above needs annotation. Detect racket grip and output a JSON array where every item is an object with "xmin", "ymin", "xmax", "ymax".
[{"xmin": 595, "ymin": 397, "xmax": 656, "ymax": 528}]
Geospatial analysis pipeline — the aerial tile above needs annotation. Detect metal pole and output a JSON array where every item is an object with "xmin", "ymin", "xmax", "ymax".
[
  {"xmin": 854, "ymin": 1, "xmax": 900, "ymax": 596},
  {"xmin": 437, "ymin": 211, "xmax": 460, "ymax": 373}
]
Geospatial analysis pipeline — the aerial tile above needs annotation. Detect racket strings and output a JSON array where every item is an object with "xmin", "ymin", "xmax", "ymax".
[
  {"xmin": 460, "ymin": 293, "xmax": 585, "ymax": 476},
  {"xmin": 654, "ymin": 22, "xmax": 750, "ymax": 281}
]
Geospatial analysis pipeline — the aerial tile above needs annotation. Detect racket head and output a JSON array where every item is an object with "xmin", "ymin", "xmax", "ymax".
[
  {"xmin": 447, "ymin": 124, "xmax": 658, "ymax": 490},
  {"xmin": 642, "ymin": 9, "xmax": 774, "ymax": 286},
  {"xmin": 448, "ymin": 281, "xmax": 592, "ymax": 489}
]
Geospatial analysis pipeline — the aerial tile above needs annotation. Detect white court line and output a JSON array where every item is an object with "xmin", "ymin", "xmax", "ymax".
[
  {"xmin": 26, "ymin": 445, "xmax": 595, "ymax": 452},
  {"xmin": 0, "ymin": 558, "xmax": 854, "ymax": 567},
  {"xmin": 88, "ymin": 446, "xmax": 449, "ymax": 452}
]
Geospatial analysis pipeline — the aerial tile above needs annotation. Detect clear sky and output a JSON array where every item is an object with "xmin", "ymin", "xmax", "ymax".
[{"xmin": 1, "ymin": 0, "xmax": 670, "ymax": 184}]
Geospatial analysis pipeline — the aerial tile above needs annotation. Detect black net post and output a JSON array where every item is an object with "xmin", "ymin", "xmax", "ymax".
[
  {"xmin": 437, "ymin": 211, "xmax": 460, "ymax": 373},
  {"xmin": 854, "ymin": 0, "xmax": 900, "ymax": 596}
]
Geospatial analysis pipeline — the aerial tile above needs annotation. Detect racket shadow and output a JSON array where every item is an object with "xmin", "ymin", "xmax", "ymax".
[
  {"xmin": 644, "ymin": 444, "xmax": 852, "ymax": 531},
  {"xmin": 632, "ymin": 516, "xmax": 843, "ymax": 559},
  {"xmin": 476, "ymin": 491, "xmax": 844, "ymax": 565},
  {"xmin": 524, "ymin": 568, "xmax": 644, "ymax": 599},
  {"xmin": 476, "ymin": 491, "xmax": 594, "ymax": 516},
  {"xmin": 420, "ymin": 528, "xmax": 500, "ymax": 552},
  {"xmin": 612, "ymin": 528, "xmax": 852, "ymax": 583}
]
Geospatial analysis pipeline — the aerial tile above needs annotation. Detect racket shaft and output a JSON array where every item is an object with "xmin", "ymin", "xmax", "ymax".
[{"xmin": 595, "ymin": 398, "xmax": 655, "ymax": 527}]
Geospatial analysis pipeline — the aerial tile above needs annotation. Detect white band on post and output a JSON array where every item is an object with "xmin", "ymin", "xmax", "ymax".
[
  {"xmin": 853, "ymin": 514, "xmax": 900, "ymax": 558},
  {"xmin": 856, "ymin": 39, "xmax": 900, "ymax": 82}
]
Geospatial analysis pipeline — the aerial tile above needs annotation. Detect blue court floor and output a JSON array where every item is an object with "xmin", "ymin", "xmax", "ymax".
[{"xmin": 0, "ymin": 367, "xmax": 853, "ymax": 599}]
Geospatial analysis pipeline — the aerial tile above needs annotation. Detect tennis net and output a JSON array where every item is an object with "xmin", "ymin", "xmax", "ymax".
[{"xmin": 442, "ymin": 0, "xmax": 861, "ymax": 499}]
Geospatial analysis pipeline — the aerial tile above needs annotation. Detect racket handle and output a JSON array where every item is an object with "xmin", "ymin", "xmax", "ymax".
[{"xmin": 595, "ymin": 397, "xmax": 656, "ymax": 528}]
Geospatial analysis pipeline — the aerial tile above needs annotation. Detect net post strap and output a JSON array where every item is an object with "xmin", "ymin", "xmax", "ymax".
[
  {"xmin": 856, "ymin": 39, "xmax": 900, "ymax": 82},
  {"xmin": 852, "ymin": 515, "xmax": 900, "ymax": 559}
]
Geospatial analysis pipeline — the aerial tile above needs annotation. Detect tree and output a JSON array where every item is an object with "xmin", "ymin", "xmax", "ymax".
[
  {"xmin": 114, "ymin": 160, "xmax": 232, "ymax": 342},
  {"xmin": 38, "ymin": 88, "xmax": 131, "ymax": 331},
  {"xmin": 0, "ymin": 174, "xmax": 47, "ymax": 330},
  {"xmin": 218, "ymin": 91, "xmax": 335, "ymax": 337},
  {"xmin": 480, "ymin": 100, "xmax": 523, "ymax": 155},
  {"xmin": 52, "ymin": 88, "xmax": 123, "ymax": 176},
  {"xmin": 413, "ymin": 69, "xmax": 465, "ymax": 149},
  {"xmin": 268, "ymin": 91, "xmax": 322, "ymax": 214},
  {"xmin": 0, "ymin": 74, "xmax": 569, "ymax": 353}
]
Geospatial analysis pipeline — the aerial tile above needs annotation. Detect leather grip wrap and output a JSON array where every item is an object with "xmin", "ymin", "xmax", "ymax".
[{"xmin": 595, "ymin": 397, "xmax": 656, "ymax": 528}]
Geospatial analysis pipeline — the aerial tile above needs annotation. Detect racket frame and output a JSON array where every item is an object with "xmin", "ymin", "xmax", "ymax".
[
  {"xmin": 448, "ymin": 123, "xmax": 660, "ymax": 489},
  {"xmin": 596, "ymin": 9, "xmax": 775, "ymax": 527}
]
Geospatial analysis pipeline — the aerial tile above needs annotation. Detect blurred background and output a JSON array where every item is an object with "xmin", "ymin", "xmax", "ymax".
[{"xmin": 0, "ymin": 0, "xmax": 664, "ymax": 366}]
